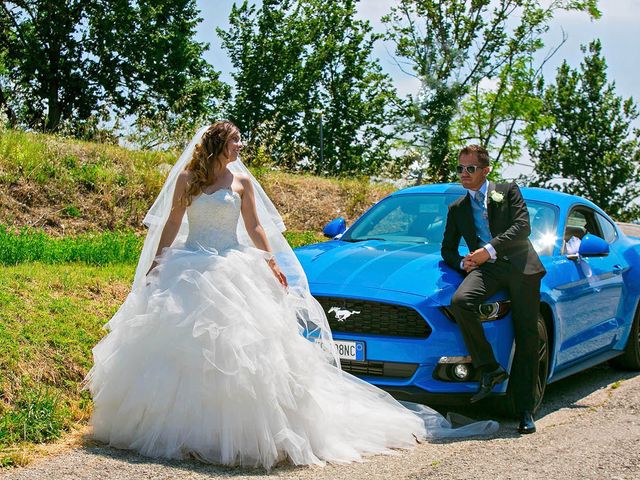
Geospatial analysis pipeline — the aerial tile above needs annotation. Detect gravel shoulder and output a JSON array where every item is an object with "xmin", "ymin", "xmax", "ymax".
[{"xmin": 2, "ymin": 364, "xmax": 639, "ymax": 480}]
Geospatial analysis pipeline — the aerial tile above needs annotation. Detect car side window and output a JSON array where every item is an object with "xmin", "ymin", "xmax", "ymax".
[
  {"xmin": 563, "ymin": 207, "xmax": 603, "ymax": 254},
  {"xmin": 595, "ymin": 212, "xmax": 618, "ymax": 244},
  {"xmin": 528, "ymin": 202, "xmax": 558, "ymax": 256}
]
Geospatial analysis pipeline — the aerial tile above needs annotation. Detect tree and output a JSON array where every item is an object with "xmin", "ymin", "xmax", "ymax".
[
  {"xmin": 219, "ymin": 0, "xmax": 396, "ymax": 175},
  {"xmin": 450, "ymin": 54, "xmax": 554, "ymax": 167},
  {"xmin": 0, "ymin": 1, "xmax": 228, "ymax": 142},
  {"xmin": 383, "ymin": 0, "xmax": 600, "ymax": 182},
  {"xmin": 218, "ymin": 0, "xmax": 305, "ymax": 165},
  {"xmin": 529, "ymin": 40, "xmax": 640, "ymax": 221}
]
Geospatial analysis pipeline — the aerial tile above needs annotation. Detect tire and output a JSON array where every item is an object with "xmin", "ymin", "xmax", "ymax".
[
  {"xmin": 611, "ymin": 305, "xmax": 640, "ymax": 370},
  {"xmin": 532, "ymin": 315, "xmax": 550, "ymax": 413},
  {"xmin": 495, "ymin": 313, "xmax": 549, "ymax": 417}
]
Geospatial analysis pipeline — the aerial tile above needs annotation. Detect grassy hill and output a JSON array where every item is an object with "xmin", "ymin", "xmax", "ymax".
[
  {"xmin": 0, "ymin": 128, "xmax": 394, "ymax": 235},
  {"xmin": 0, "ymin": 128, "xmax": 395, "ymax": 466}
]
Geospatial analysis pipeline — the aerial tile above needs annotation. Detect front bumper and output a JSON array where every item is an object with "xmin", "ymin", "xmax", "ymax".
[{"xmin": 313, "ymin": 287, "xmax": 515, "ymax": 399}]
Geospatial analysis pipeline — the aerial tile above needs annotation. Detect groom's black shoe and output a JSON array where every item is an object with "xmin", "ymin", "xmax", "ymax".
[
  {"xmin": 518, "ymin": 411, "xmax": 536, "ymax": 434},
  {"xmin": 470, "ymin": 366, "xmax": 508, "ymax": 403}
]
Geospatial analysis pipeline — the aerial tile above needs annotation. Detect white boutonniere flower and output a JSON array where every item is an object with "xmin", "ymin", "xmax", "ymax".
[{"xmin": 490, "ymin": 190, "xmax": 504, "ymax": 203}]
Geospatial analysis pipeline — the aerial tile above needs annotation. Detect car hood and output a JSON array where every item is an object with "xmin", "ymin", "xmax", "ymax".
[{"xmin": 295, "ymin": 240, "xmax": 468, "ymax": 305}]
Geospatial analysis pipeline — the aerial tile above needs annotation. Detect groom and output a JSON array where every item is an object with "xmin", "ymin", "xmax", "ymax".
[{"xmin": 441, "ymin": 145, "xmax": 545, "ymax": 434}]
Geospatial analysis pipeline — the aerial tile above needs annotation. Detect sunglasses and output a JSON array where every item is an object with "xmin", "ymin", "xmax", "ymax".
[{"xmin": 456, "ymin": 164, "xmax": 484, "ymax": 175}]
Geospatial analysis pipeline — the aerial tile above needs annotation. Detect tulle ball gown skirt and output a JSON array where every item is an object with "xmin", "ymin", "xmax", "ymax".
[{"xmin": 86, "ymin": 244, "xmax": 437, "ymax": 469}]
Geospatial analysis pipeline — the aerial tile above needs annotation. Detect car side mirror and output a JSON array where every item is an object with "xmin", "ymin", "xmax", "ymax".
[
  {"xmin": 323, "ymin": 217, "xmax": 347, "ymax": 238},
  {"xmin": 578, "ymin": 233, "xmax": 609, "ymax": 257}
]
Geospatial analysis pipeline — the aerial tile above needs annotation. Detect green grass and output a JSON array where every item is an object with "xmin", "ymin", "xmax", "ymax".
[
  {"xmin": 0, "ymin": 128, "xmax": 172, "ymax": 193},
  {"xmin": 0, "ymin": 226, "xmax": 324, "ymax": 266},
  {"xmin": 0, "ymin": 128, "xmax": 175, "ymax": 233},
  {"xmin": 283, "ymin": 230, "xmax": 325, "ymax": 248},
  {"xmin": 0, "ymin": 227, "xmax": 143, "ymax": 266},
  {"xmin": 0, "ymin": 388, "xmax": 68, "ymax": 447},
  {"xmin": 0, "ymin": 263, "xmax": 134, "ymax": 465}
]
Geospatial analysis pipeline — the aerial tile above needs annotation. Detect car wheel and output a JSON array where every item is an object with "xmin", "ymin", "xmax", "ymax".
[
  {"xmin": 496, "ymin": 313, "xmax": 549, "ymax": 417},
  {"xmin": 611, "ymin": 306, "xmax": 640, "ymax": 370},
  {"xmin": 532, "ymin": 315, "xmax": 550, "ymax": 412}
]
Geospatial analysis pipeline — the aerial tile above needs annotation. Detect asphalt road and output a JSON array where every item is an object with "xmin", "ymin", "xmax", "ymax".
[{"xmin": 2, "ymin": 364, "xmax": 639, "ymax": 480}]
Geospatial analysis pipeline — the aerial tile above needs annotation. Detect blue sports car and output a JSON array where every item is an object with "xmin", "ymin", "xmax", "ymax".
[{"xmin": 295, "ymin": 184, "xmax": 640, "ymax": 414}]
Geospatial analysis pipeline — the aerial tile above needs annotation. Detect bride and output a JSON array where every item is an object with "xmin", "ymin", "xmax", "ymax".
[{"xmin": 86, "ymin": 121, "xmax": 497, "ymax": 469}]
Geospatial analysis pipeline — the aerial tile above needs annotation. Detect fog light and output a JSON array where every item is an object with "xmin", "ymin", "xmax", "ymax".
[
  {"xmin": 433, "ymin": 357, "xmax": 478, "ymax": 382},
  {"xmin": 453, "ymin": 363, "xmax": 470, "ymax": 380}
]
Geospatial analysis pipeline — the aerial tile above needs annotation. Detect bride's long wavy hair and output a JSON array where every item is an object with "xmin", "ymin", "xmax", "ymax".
[{"xmin": 182, "ymin": 121, "xmax": 240, "ymax": 206}]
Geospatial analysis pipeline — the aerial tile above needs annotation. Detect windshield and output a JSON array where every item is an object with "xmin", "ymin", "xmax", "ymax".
[
  {"xmin": 341, "ymin": 193, "xmax": 559, "ymax": 255},
  {"xmin": 342, "ymin": 194, "xmax": 454, "ymax": 244}
]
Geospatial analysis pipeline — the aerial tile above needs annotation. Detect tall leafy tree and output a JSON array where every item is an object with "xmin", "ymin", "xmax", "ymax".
[
  {"xmin": 218, "ymin": 0, "xmax": 304, "ymax": 161},
  {"xmin": 219, "ymin": 0, "xmax": 396, "ymax": 175},
  {"xmin": 529, "ymin": 40, "xmax": 640, "ymax": 221},
  {"xmin": 298, "ymin": 0, "xmax": 396, "ymax": 175},
  {"xmin": 383, "ymin": 0, "xmax": 600, "ymax": 182},
  {"xmin": 0, "ymin": 0, "xmax": 228, "ymax": 140},
  {"xmin": 450, "ymin": 56, "xmax": 552, "ymax": 167}
]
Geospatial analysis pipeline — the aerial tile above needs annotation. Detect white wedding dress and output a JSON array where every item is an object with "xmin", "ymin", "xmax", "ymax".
[{"xmin": 87, "ymin": 187, "xmax": 496, "ymax": 469}]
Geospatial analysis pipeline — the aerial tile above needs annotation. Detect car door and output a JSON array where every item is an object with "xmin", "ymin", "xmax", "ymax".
[{"xmin": 554, "ymin": 206, "xmax": 625, "ymax": 366}]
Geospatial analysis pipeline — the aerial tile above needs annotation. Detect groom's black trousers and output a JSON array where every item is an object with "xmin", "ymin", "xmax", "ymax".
[{"xmin": 450, "ymin": 258, "xmax": 543, "ymax": 412}]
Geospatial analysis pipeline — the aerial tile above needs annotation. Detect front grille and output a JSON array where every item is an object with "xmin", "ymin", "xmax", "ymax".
[
  {"xmin": 340, "ymin": 360, "xmax": 418, "ymax": 378},
  {"xmin": 315, "ymin": 296, "xmax": 431, "ymax": 338}
]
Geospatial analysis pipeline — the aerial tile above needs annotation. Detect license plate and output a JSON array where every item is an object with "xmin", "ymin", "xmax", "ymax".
[{"xmin": 334, "ymin": 340, "xmax": 365, "ymax": 361}]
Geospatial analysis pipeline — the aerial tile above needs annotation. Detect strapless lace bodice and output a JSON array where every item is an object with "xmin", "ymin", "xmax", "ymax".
[{"xmin": 184, "ymin": 189, "xmax": 241, "ymax": 251}]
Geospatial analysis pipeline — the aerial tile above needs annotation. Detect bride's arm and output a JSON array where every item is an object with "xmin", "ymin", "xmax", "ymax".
[
  {"xmin": 147, "ymin": 172, "xmax": 189, "ymax": 274},
  {"xmin": 239, "ymin": 175, "xmax": 288, "ymax": 288}
]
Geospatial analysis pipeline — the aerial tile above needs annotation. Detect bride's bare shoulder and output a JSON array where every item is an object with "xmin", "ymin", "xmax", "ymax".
[
  {"xmin": 177, "ymin": 170, "xmax": 194, "ymax": 185},
  {"xmin": 173, "ymin": 170, "xmax": 194, "ymax": 196},
  {"xmin": 178, "ymin": 169, "xmax": 194, "ymax": 181},
  {"xmin": 235, "ymin": 173, "xmax": 253, "ymax": 193}
]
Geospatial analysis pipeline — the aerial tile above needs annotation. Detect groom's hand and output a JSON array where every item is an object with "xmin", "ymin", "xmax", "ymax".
[
  {"xmin": 462, "ymin": 256, "xmax": 478, "ymax": 272},
  {"xmin": 467, "ymin": 248, "xmax": 490, "ymax": 266}
]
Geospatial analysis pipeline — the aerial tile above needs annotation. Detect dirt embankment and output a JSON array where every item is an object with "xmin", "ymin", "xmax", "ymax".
[
  {"xmin": 0, "ymin": 129, "xmax": 395, "ymax": 235},
  {"xmin": 0, "ymin": 168, "xmax": 392, "ymax": 236}
]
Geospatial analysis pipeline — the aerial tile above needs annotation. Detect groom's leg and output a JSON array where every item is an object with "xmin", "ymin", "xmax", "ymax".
[
  {"xmin": 450, "ymin": 263, "xmax": 508, "ymax": 371},
  {"xmin": 507, "ymin": 271, "xmax": 544, "ymax": 413}
]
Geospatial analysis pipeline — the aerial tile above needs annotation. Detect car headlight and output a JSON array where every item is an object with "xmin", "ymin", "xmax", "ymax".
[
  {"xmin": 478, "ymin": 301, "xmax": 511, "ymax": 321},
  {"xmin": 441, "ymin": 300, "xmax": 511, "ymax": 323}
]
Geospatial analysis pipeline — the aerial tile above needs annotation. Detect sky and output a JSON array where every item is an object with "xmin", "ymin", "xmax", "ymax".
[{"xmin": 194, "ymin": 0, "xmax": 640, "ymax": 178}]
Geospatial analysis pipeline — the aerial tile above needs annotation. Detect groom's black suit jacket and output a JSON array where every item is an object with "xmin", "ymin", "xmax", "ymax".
[{"xmin": 441, "ymin": 182, "xmax": 545, "ymax": 276}]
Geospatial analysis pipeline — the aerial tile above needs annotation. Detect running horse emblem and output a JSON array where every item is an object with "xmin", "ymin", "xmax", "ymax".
[{"xmin": 328, "ymin": 307, "xmax": 361, "ymax": 322}]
